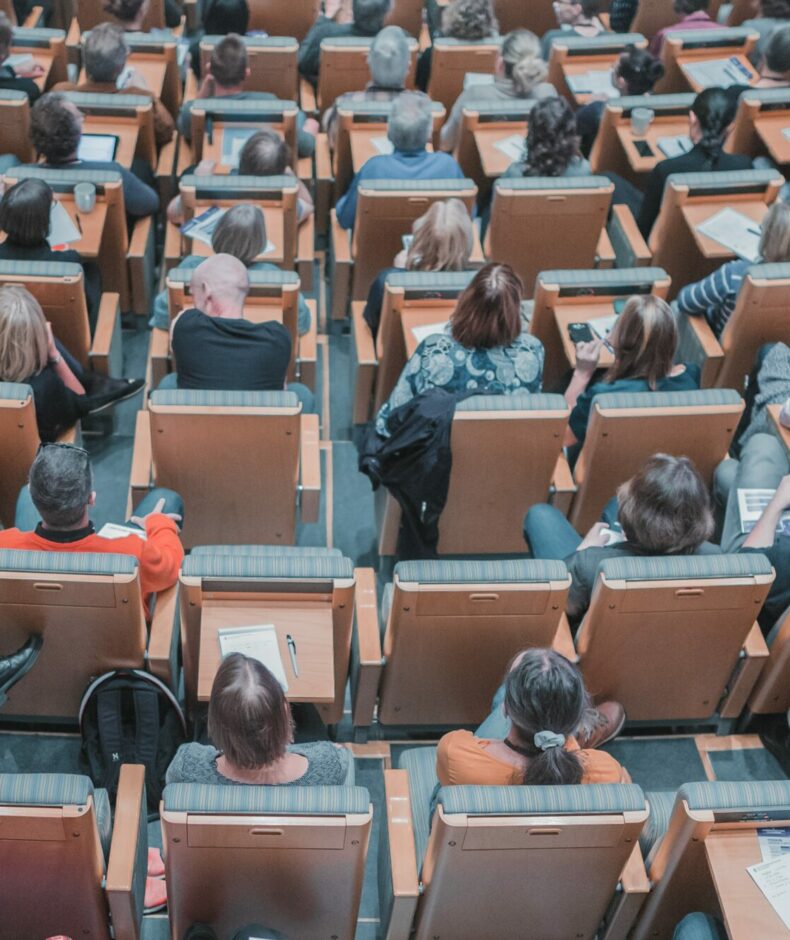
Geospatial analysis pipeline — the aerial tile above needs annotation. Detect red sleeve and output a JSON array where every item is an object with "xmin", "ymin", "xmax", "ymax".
[{"xmin": 138, "ymin": 514, "xmax": 184, "ymax": 596}]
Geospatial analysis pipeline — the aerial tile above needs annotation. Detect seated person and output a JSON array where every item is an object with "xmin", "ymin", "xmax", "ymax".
[
  {"xmin": 168, "ymin": 254, "xmax": 314, "ymax": 410},
  {"xmin": 335, "ymin": 92, "xmax": 465, "ymax": 230},
  {"xmin": 577, "ymin": 45, "xmax": 664, "ymax": 157},
  {"xmin": 564, "ymin": 295, "xmax": 699, "ymax": 452},
  {"xmin": 53, "ymin": 23, "xmax": 174, "ymax": 148},
  {"xmin": 754, "ymin": 22, "xmax": 790, "ymax": 86},
  {"xmin": 151, "ymin": 203, "xmax": 310, "ymax": 334},
  {"xmin": 524, "ymin": 454, "xmax": 720, "ymax": 624},
  {"xmin": 375, "ymin": 262, "xmax": 544, "ymax": 435},
  {"xmin": 103, "ymin": 0, "xmax": 175, "ymax": 34},
  {"xmin": 744, "ymin": 0, "xmax": 790, "ymax": 64},
  {"xmin": 323, "ymin": 26, "xmax": 416, "ymax": 151},
  {"xmin": 0, "ymin": 285, "xmax": 143, "ymax": 441},
  {"xmin": 0, "ymin": 442, "xmax": 184, "ymax": 614},
  {"xmin": 676, "ymin": 200, "xmax": 790, "ymax": 338},
  {"xmin": 609, "ymin": 0, "xmax": 638, "ymax": 32},
  {"xmin": 177, "ymin": 34, "xmax": 317, "ymax": 157},
  {"xmin": 649, "ymin": 0, "xmax": 718, "ymax": 57},
  {"xmin": 500, "ymin": 95, "xmax": 591, "ymax": 179},
  {"xmin": 636, "ymin": 89, "xmax": 751, "ymax": 237},
  {"xmin": 363, "ymin": 197, "xmax": 474, "ymax": 341},
  {"xmin": 189, "ymin": 0, "xmax": 250, "ymax": 79},
  {"xmin": 0, "ymin": 177, "xmax": 101, "ymax": 329},
  {"xmin": 541, "ymin": 0, "xmax": 607, "ymax": 60},
  {"xmin": 437, "ymin": 648, "xmax": 630, "ymax": 786},
  {"xmin": 0, "ymin": 11, "xmax": 43, "ymax": 102},
  {"xmin": 417, "ymin": 0, "xmax": 498, "ymax": 90},
  {"xmin": 298, "ymin": 0, "xmax": 392, "ymax": 86},
  {"xmin": 27, "ymin": 93, "xmax": 159, "ymax": 219},
  {"xmin": 166, "ymin": 652, "xmax": 351, "ymax": 785},
  {"xmin": 440, "ymin": 29, "xmax": 557, "ymax": 153}
]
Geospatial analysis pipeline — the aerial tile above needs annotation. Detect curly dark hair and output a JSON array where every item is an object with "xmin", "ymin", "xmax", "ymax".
[
  {"xmin": 522, "ymin": 97, "xmax": 581, "ymax": 177},
  {"xmin": 103, "ymin": 0, "xmax": 145, "ymax": 22},
  {"xmin": 442, "ymin": 0, "xmax": 498, "ymax": 40},
  {"xmin": 30, "ymin": 93, "xmax": 82, "ymax": 163}
]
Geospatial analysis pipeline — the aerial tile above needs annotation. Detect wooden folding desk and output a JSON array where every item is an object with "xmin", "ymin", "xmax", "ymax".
[
  {"xmin": 682, "ymin": 201, "xmax": 768, "ymax": 261},
  {"xmin": 754, "ymin": 114, "xmax": 790, "ymax": 168},
  {"xmin": 11, "ymin": 46, "xmax": 54, "ymax": 90},
  {"xmin": 562, "ymin": 58, "xmax": 620, "ymax": 107},
  {"xmin": 474, "ymin": 125, "xmax": 527, "ymax": 178},
  {"xmin": 80, "ymin": 119, "xmax": 139, "ymax": 169},
  {"xmin": 402, "ymin": 308, "xmax": 453, "ymax": 358},
  {"xmin": 187, "ymin": 206, "xmax": 286, "ymax": 264},
  {"xmin": 769, "ymin": 404, "xmax": 790, "ymax": 457},
  {"xmin": 197, "ymin": 602, "xmax": 335, "ymax": 703},
  {"xmin": 349, "ymin": 129, "xmax": 434, "ymax": 172},
  {"xmin": 705, "ymin": 830, "xmax": 790, "ymax": 939},
  {"xmin": 46, "ymin": 198, "xmax": 108, "ymax": 259},
  {"xmin": 679, "ymin": 54, "xmax": 758, "ymax": 94},
  {"xmin": 615, "ymin": 117, "xmax": 692, "ymax": 175}
]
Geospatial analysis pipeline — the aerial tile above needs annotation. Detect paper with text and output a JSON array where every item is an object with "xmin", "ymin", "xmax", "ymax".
[{"xmin": 218, "ymin": 625, "xmax": 289, "ymax": 692}]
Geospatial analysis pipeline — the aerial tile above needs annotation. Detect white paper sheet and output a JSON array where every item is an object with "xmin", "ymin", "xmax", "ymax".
[
  {"xmin": 221, "ymin": 127, "xmax": 257, "ymax": 167},
  {"xmin": 696, "ymin": 207, "xmax": 762, "ymax": 262},
  {"xmin": 759, "ymin": 828, "xmax": 790, "ymax": 863},
  {"xmin": 77, "ymin": 133, "xmax": 119, "ymax": 162},
  {"xmin": 682, "ymin": 56, "xmax": 754, "ymax": 89},
  {"xmin": 567, "ymin": 70, "xmax": 620, "ymax": 98},
  {"xmin": 588, "ymin": 314, "xmax": 618, "ymax": 339},
  {"xmin": 4, "ymin": 53, "xmax": 34, "ymax": 70},
  {"xmin": 47, "ymin": 200, "xmax": 82, "ymax": 248},
  {"xmin": 737, "ymin": 488, "xmax": 790, "ymax": 535},
  {"xmin": 411, "ymin": 321, "xmax": 450, "ymax": 345},
  {"xmin": 463, "ymin": 72, "xmax": 495, "ymax": 89},
  {"xmin": 370, "ymin": 135, "xmax": 395, "ymax": 155},
  {"xmin": 98, "ymin": 523, "xmax": 147, "ymax": 541},
  {"xmin": 748, "ymin": 853, "xmax": 790, "ymax": 931},
  {"xmin": 218, "ymin": 624, "xmax": 289, "ymax": 691},
  {"xmin": 494, "ymin": 133, "xmax": 526, "ymax": 162},
  {"xmin": 656, "ymin": 134, "xmax": 693, "ymax": 158}
]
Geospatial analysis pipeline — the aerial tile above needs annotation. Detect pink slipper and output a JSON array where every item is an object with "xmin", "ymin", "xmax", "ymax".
[
  {"xmin": 148, "ymin": 846, "xmax": 165, "ymax": 877},
  {"xmin": 144, "ymin": 875, "xmax": 168, "ymax": 913}
]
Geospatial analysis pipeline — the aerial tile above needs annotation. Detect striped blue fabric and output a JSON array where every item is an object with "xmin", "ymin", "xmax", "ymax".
[
  {"xmin": 6, "ymin": 166, "xmax": 123, "ymax": 187},
  {"xmin": 538, "ymin": 268, "xmax": 668, "ymax": 289},
  {"xmin": 394, "ymin": 558, "xmax": 568, "ymax": 585},
  {"xmin": 739, "ymin": 88, "xmax": 790, "ymax": 106},
  {"xmin": 641, "ymin": 790, "xmax": 675, "ymax": 858},
  {"xmin": 456, "ymin": 393, "xmax": 567, "ymax": 413},
  {"xmin": 180, "ymin": 174, "xmax": 296, "ymax": 192},
  {"xmin": 680, "ymin": 780, "xmax": 790, "ymax": 811},
  {"xmin": 95, "ymin": 788, "xmax": 112, "ymax": 859},
  {"xmin": 0, "ymin": 260, "xmax": 82, "ymax": 278},
  {"xmin": 437, "ymin": 783, "xmax": 647, "ymax": 815},
  {"xmin": 591, "ymin": 389, "xmax": 742, "ymax": 411},
  {"xmin": 321, "ymin": 34, "xmax": 377, "ymax": 46},
  {"xmin": 338, "ymin": 99, "xmax": 444, "ymax": 116},
  {"xmin": 150, "ymin": 389, "xmax": 298, "ymax": 408},
  {"xmin": 187, "ymin": 98, "xmax": 296, "ymax": 115},
  {"xmin": 599, "ymin": 553, "xmax": 773, "ymax": 583},
  {"xmin": 202, "ymin": 34, "xmax": 296, "ymax": 48},
  {"xmin": 665, "ymin": 26, "xmax": 755, "ymax": 43},
  {"xmin": 0, "ymin": 89, "xmax": 27, "ymax": 101},
  {"xmin": 0, "ymin": 773, "xmax": 92, "ymax": 806},
  {"xmin": 191, "ymin": 545, "xmax": 342, "ymax": 558},
  {"xmin": 433, "ymin": 36, "xmax": 501, "ymax": 47},
  {"xmin": 666, "ymin": 169, "xmax": 782, "ymax": 192},
  {"xmin": 495, "ymin": 176, "xmax": 612, "ymax": 192},
  {"xmin": 473, "ymin": 100, "xmax": 536, "ymax": 118},
  {"xmin": 561, "ymin": 32, "xmax": 645, "ymax": 50},
  {"xmin": 167, "ymin": 267, "xmax": 300, "ymax": 287},
  {"xmin": 111, "ymin": 30, "xmax": 175, "ymax": 46},
  {"xmin": 747, "ymin": 262, "xmax": 790, "ymax": 281},
  {"xmin": 359, "ymin": 179, "xmax": 475, "ymax": 193},
  {"xmin": 385, "ymin": 270, "xmax": 474, "ymax": 290},
  {"xmin": 0, "ymin": 549, "xmax": 137, "ymax": 575},
  {"xmin": 615, "ymin": 93, "xmax": 695, "ymax": 113},
  {"xmin": 162, "ymin": 783, "xmax": 370, "ymax": 814},
  {"xmin": 11, "ymin": 26, "xmax": 65, "ymax": 39},
  {"xmin": 182, "ymin": 553, "xmax": 353, "ymax": 580},
  {"xmin": 62, "ymin": 91, "xmax": 151, "ymax": 108},
  {"xmin": 0, "ymin": 382, "xmax": 32, "ymax": 401},
  {"xmin": 398, "ymin": 747, "xmax": 439, "ymax": 864}
]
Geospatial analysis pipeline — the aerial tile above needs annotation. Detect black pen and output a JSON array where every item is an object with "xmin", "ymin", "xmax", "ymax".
[{"xmin": 286, "ymin": 634, "xmax": 299, "ymax": 677}]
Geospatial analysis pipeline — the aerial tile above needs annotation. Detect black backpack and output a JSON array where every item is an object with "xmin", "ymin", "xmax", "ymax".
[{"xmin": 79, "ymin": 669, "xmax": 187, "ymax": 812}]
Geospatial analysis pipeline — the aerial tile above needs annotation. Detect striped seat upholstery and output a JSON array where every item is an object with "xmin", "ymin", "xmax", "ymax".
[
  {"xmin": 150, "ymin": 389, "xmax": 299, "ymax": 408},
  {"xmin": 0, "ymin": 382, "xmax": 33, "ymax": 401},
  {"xmin": 665, "ymin": 168, "xmax": 783, "ymax": 192},
  {"xmin": 0, "ymin": 260, "xmax": 82, "ymax": 279},
  {"xmin": 167, "ymin": 267, "xmax": 300, "ymax": 287},
  {"xmin": 538, "ymin": 267, "xmax": 668, "ymax": 290},
  {"xmin": 358, "ymin": 178, "xmax": 475, "ymax": 193},
  {"xmin": 61, "ymin": 91, "xmax": 151, "ymax": 109},
  {"xmin": 615, "ymin": 93, "xmax": 695, "ymax": 113},
  {"xmin": 182, "ymin": 553, "xmax": 353, "ymax": 580},
  {"xmin": 438, "ymin": 782, "xmax": 647, "ymax": 816},
  {"xmin": 494, "ymin": 175, "xmax": 612, "ymax": 192},
  {"xmin": 384, "ymin": 270, "xmax": 474, "ymax": 291},
  {"xmin": 163, "ymin": 782, "xmax": 369, "ymax": 813},
  {"xmin": 599, "ymin": 553, "xmax": 774, "ymax": 583},
  {"xmin": 394, "ymin": 558, "xmax": 568, "ymax": 585},
  {"xmin": 456, "ymin": 393, "xmax": 567, "ymax": 413},
  {"xmin": 190, "ymin": 545, "xmax": 343, "ymax": 558},
  {"xmin": 398, "ymin": 746, "xmax": 440, "ymax": 864},
  {"xmin": 642, "ymin": 790, "xmax": 675, "ymax": 859},
  {"xmin": 591, "ymin": 389, "xmax": 742, "ymax": 412},
  {"xmin": 180, "ymin": 174, "xmax": 296, "ymax": 194},
  {"xmin": 6, "ymin": 166, "xmax": 123, "ymax": 189},
  {"xmin": 0, "ymin": 550, "xmax": 137, "ymax": 575},
  {"xmin": 558, "ymin": 32, "xmax": 645, "ymax": 51}
]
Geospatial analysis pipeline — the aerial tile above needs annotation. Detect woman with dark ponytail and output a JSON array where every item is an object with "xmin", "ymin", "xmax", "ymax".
[
  {"xmin": 436, "ymin": 648, "xmax": 630, "ymax": 786},
  {"xmin": 636, "ymin": 87, "xmax": 752, "ymax": 237}
]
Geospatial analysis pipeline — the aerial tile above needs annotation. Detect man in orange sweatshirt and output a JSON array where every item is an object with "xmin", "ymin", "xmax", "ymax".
[{"xmin": 0, "ymin": 443, "xmax": 184, "ymax": 613}]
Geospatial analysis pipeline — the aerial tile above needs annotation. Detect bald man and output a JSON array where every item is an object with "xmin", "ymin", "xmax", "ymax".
[{"xmin": 169, "ymin": 254, "xmax": 293, "ymax": 393}]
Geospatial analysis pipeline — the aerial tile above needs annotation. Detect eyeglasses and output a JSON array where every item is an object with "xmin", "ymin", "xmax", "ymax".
[{"xmin": 36, "ymin": 442, "xmax": 90, "ymax": 460}]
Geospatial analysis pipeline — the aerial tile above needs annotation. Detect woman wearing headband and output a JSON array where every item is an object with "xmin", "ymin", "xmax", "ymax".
[{"xmin": 436, "ymin": 648, "xmax": 630, "ymax": 785}]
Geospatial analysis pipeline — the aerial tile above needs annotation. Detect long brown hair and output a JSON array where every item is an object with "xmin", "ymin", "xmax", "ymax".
[
  {"xmin": 605, "ymin": 295, "xmax": 677, "ymax": 389},
  {"xmin": 450, "ymin": 262, "xmax": 523, "ymax": 349}
]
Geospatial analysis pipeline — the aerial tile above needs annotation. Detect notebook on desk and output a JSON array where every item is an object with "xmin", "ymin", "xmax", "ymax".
[
  {"xmin": 696, "ymin": 208, "xmax": 762, "ymax": 262},
  {"xmin": 218, "ymin": 624, "xmax": 289, "ymax": 691}
]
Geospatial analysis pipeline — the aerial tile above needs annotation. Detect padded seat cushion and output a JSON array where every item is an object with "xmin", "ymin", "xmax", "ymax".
[
  {"xmin": 190, "ymin": 545, "xmax": 343, "ymax": 558},
  {"xmin": 0, "ymin": 382, "xmax": 33, "ymax": 400},
  {"xmin": 599, "ymin": 552, "xmax": 773, "ymax": 583},
  {"xmin": 394, "ymin": 558, "xmax": 568, "ymax": 584},
  {"xmin": 0, "ymin": 773, "xmax": 93, "ymax": 806},
  {"xmin": 398, "ymin": 746, "xmax": 439, "ymax": 865},
  {"xmin": 0, "ymin": 549, "xmax": 137, "ymax": 575},
  {"xmin": 150, "ymin": 389, "xmax": 298, "ymax": 408},
  {"xmin": 641, "ymin": 790, "xmax": 675, "ymax": 861},
  {"xmin": 680, "ymin": 780, "xmax": 790, "ymax": 810},
  {"xmin": 182, "ymin": 553, "xmax": 353, "ymax": 579},
  {"xmin": 592, "ymin": 389, "xmax": 742, "ymax": 411},
  {"xmin": 162, "ymin": 783, "xmax": 370, "ymax": 814},
  {"xmin": 456, "ymin": 393, "xmax": 567, "ymax": 413},
  {"xmin": 437, "ymin": 783, "xmax": 647, "ymax": 815}
]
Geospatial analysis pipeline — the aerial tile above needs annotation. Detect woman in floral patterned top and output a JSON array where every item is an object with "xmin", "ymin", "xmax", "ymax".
[{"xmin": 375, "ymin": 263, "xmax": 545, "ymax": 436}]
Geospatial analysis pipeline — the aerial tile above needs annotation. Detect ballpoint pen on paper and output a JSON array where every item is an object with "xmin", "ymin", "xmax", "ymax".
[{"xmin": 286, "ymin": 634, "xmax": 299, "ymax": 677}]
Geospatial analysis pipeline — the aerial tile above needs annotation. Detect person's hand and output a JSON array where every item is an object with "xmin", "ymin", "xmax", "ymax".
[
  {"xmin": 129, "ymin": 496, "xmax": 182, "ymax": 528},
  {"xmin": 194, "ymin": 158, "xmax": 216, "ymax": 176},
  {"xmin": 197, "ymin": 73, "xmax": 216, "ymax": 98},
  {"xmin": 574, "ymin": 338, "xmax": 603, "ymax": 375},
  {"xmin": 578, "ymin": 521, "xmax": 610, "ymax": 550},
  {"xmin": 324, "ymin": 0, "xmax": 342, "ymax": 18},
  {"xmin": 167, "ymin": 194, "xmax": 185, "ymax": 226},
  {"xmin": 16, "ymin": 62, "xmax": 45, "ymax": 78},
  {"xmin": 45, "ymin": 322, "xmax": 59, "ymax": 361},
  {"xmin": 302, "ymin": 117, "xmax": 320, "ymax": 137}
]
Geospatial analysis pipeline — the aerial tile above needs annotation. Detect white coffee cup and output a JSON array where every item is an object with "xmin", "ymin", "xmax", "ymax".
[
  {"xmin": 631, "ymin": 107, "xmax": 655, "ymax": 136},
  {"xmin": 74, "ymin": 182, "xmax": 96, "ymax": 213}
]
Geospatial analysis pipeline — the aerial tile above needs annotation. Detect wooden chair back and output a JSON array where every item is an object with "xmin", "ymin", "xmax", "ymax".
[
  {"xmin": 117, "ymin": 31, "xmax": 182, "ymax": 115},
  {"xmin": 317, "ymin": 35, "xmax": 418, "ymax": 113},
  {"xmin": 62, "ymin": 89, "xmax": 156, "ymax": 169},
  {"xmin": 656, "ymin": 27, "xmax": 757, "ymax": 94},
  {"xmin": 11, "ymin": 26, "xmax": 68, "ymax": 87},
  {"xmin": 728, "ymin": 87, "xmax": 790, "ymax": 164},
  {"xmin": 631, "ymin": 0, "xmax": 723, "ymax": 41},
  {"xmin": 748, "ymin": 604, "xmax": 790, "ymax": 716},
  {"xmin": 198, "ymin": 35, "xmax": 299, "ymax": 101},
  {"xmin": 547, "ymin": 32, "xmax": 647, "ymax": 103},
  {"xmin": 74, "ymin": 0, "xmax": 165, "ymax": 31},
  {"xmin": 187, "ymin": 98, "xmax": 298, "ymax": 169},
  {"xmin": 247, "ymin": 0, "xmax": 320, "ymax": 40},
  {"xmin": 454, "ymin": 99, "xmax": 533, "ymax": 198},
  {"xmin": 427, "ymin": 36, "xmax": 501, "ymax": 114},
  {"xmin": 0, "ymin": 384, "xmax": 39, "ymax": 529},
  {"xmin": 0, "ymin": 90, "xmax": 31, "ymax": 162}
]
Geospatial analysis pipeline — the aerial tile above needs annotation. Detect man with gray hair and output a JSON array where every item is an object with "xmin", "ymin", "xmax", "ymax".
[
  {"xmin": 336, "ymin": 91, "xmax": 464, "ymax": 229},
  {"xmin": 298, "ymin": 0, "xmax": 393, "ymax": 85},
  {"xmin": 322, "ymin": 25, "xmax": 423, "ymax": 149}
]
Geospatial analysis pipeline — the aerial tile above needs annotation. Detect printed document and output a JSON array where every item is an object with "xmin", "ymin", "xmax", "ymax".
[
  {"xmin": 218, "ymin": 625, "xmax": 289, "ymax": 691},
  {"xmin": 494, "ymin": 134, "xmax": 525, "ymax": 162},
  {"xmin": 748, "ymin": 854, "xmax": 790, "ymax": 931},
  {"xmin": 696, "ymin": 208, "xmax": 762, "ymax": 262}
]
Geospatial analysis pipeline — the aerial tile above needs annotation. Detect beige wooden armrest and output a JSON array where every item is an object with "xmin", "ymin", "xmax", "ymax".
[
  {"xmin": 677, "ymin": 314, "xmax": 724, "ymax": 388},
  {"xmin": 105, "ymin": 764, "xmax": 146, "ymax": 940},
  {"xmin": 551, "ymin": 612, "xmax": 578, "ymax": 664},
  {"xmin": 183, "ymin": 0, "xmax": 200, "ymax": 30},
  {"xmin": 381, "ymin": 769, "xmax": 420, "ymax": 940},
  {"xmin": 65, "ymin": 16, "xmax": 81, "ymax": 52},
  {"xmin": 550, "ymin": 452, "xmax": 577, "ymax": 517},
  {"xmin": 602, "ymin": 845, "xmax": 650, "ymax": 940},
  {"xmin": 128, "ymin": 216, "xmax": 155, "ymax": 317},
  {"xmin": 351, "ymin": 300, "xmax": 378, "ymax": 425},
  {"xmin": 88, "ymin": 293, "xmax": 122, "ymax": 376},
  {"xmin": 163, "ymin": 220, "xmax": 183, "ymax": 272},
  {"xmin": 299, "ymin": 412, "xmax": 320, "ymax": 523},
  {"xmin": 595, "ymin": 227, "xmax": 616, "ymax": 269},
  {"xmin": 330, "ymin": 209, "xmax": 353, "ymax": 320},
  {"xmin": 149, "ymin": 327, "xmax": 171, "ymax": 390},
  {"xmin": 749, "ymin": 608, "xmax": 790, "ymax": 714},
  {"xmin": 175, "ymin": 139, "xmax": 195, "ymax": 177},
  {"xmin": 720, "ymin": 623, "xmax": 771, "ymax": 719},
  {"xmin": 351, "ymin": 567, "xmax": 383, "ymax": 727},
  {"xmin": 314, "ymin": 132, "xmax": 333, "ymax": 236},
  {"xmin": 295, "ymin": 300, "xmax": 318, "ymax": 388},
  {"xmin": 156, "ymin": 137, "xmax": 179, "ymax": 206},
  {"xmin": 297, "ymin": 213, "xmax": 315, "ymax": 292},
  {"xmin": 300, "ymin": 77, "xmax": 317, "ymax": 114},
  {"xmin": 607, "ymin": 204, "xmax": 652, "ymax": 268},
  {"xmin": 147, "ymin": 583, "xmax": 178, "ymax": 688},
  {"xmin": 129, "ymin": 410, "xmax": 153, "ymax": 511}
]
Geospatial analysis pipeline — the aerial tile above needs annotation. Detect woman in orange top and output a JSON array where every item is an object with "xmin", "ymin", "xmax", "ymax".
[{"xmin": 436, "ymin": 648, "xmax": 630, "ymax": 786}]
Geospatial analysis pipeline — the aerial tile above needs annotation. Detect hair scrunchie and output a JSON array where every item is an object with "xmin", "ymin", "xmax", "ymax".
[{"xmin": 533, "ymin": 730, "xmax": 566, "ymax": 751}]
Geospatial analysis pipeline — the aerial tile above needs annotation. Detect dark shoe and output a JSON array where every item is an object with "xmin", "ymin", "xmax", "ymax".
[
  {"xmin": 84, "ymin": 377, "xmax": 145, "ymax": 416},
  {"xmin": 183, "ymin": 925, "xmax": 218, "ymax": 940},
  {"xmin": 576, "ymin": 701, "xmax": 626, "ymax": 750},
  {"xmin": 0, "ymin": 635, "xmax": 43, "ymax": 706}
]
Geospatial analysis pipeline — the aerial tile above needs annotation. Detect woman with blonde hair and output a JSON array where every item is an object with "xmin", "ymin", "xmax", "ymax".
[
  {"xmin": 677, "ymin": 200, "xmax": 790, "ymax": 338},
  {"xmin": 363, "ymin": 198, "xmax": 475, "ymax": 340},
  {"xmin": 440, "ymin": 29, "xmax": 557, "ymax": 152}
]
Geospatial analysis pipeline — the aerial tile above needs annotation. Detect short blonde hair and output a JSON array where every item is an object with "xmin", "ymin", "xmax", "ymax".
[
  {"xmin": 760, "ymin": 200, "xmax": 790, "ymax": 263},
  {"xmin": 405, "ymin": 198, "xmax": 474, "ymax": 272},
  {"xmin": 0, "ymin": 285, "xmax": 49, "ymax": 383}
]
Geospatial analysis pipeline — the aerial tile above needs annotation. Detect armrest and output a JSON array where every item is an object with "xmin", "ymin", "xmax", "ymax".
[
  {"xmin": 149, "ymin": 327, "xmax": 171, "ymax": 390},
  {"xmin": 602, "ymin": 844, "xmax": 650, "ymax": 940},
  {"xmin": 749, "ymin": 608, "xmax": 790, "ymax": 714},
  {"xmin": 295, "ymin": 300, "xmax": 318, "ymax": 388},
  {"xmin": 330, "ymin": 209, "xmax": 353, "ymax": 320},
  {"xmin": 175, "ymin": 139, "xmax": 195, "ymax": 177},
  {"xmin": 674, "ymin": 311, "xmax": 724, "ymax": 388},
  {"xmin": 128, "ymin": 216, "xmax": 156, "ymax": 318},
  {"xmin": 297, "ymin": 213, "xmax": 315, "ymax": 292},
  {"xmin": 351, "ymin": 301, "xmax": 378, "ymax": 425},
  {"xmin": 313, "ymin": 132, "xmax": 333, "ymax": 237},
  {"xmin": 105, "ymin": 764, "xmax": 147, "ymax": 940},
  {"xmin": 164, "ymin": 220, "xmax": 183, "ymax": 272},
  {"xmin": 88, "ymin": 292, "xmax": 122, "ymax": 376},
  {"xmin": 595, "ymin": 227, "xmax": 616, "ymax": 269},
  {"xmin": 381, "ymin": 769, "xmax": 420, "ymax": 940},
  {"xmin": 607, "ymin": 204, "xmax": 652, "ymax": 268},
  {"xmin": 147, "ymin": 583, "xmax": 178, "ymax": 688},
  {"xmin": 183, "ymin": 0, "xmax": 200, "ymax": 30},
  {"xmin": 156, "ymin": 137, "xmax": 179, "ymax": 205},
  {"xmin": 351, "ymin": 566, "xmax": 383, "ymax": 727},
  {"xmin": 129, "ymin": 409, "xmax": 153, "ymax": 511},
  {"xmin": 549, "ymin": 452, "xmax": 577, "ymax": 517},
  {"xmin": 65, "ymin": 16, "xmax": 81, "ymax": 51},
  {"xmin": 300, "ymin": 77, "xmax": 317, "ymax": 114},
  {"xmin": 551, "ymin": 612, "xmax": 578, "ymax": 664},
  {"xmin": 299, "ymin": 412, "xmax": 321, "ymax": 523},
  {"xmin": 21, "ymin": 5, "xmax": 44, "ymax": 26},
  {"xmin": 719, "ymin": 622, "xmax": 771, "ymax": 719}
]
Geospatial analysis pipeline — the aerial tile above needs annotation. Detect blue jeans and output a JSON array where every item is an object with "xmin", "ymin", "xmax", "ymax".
[
  {"xmin": 14, "ymin": 485, "xmax": 184, "ymax": 532},
  {"xmin": 156, "ymin": 374, "xmax": 315, "ymax": 414},
  {"xmin": 673, "ymin": 914, "xmax": 727, "ymax": 940},
  {"xmin": 523, "ymin": 498, "xmax": 620, "ymax": 558}
]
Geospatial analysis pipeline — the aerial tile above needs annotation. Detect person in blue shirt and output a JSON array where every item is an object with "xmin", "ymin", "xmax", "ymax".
[{"xmin": 335, "ymin": 91, "xmax": 466, "ymax": 230}]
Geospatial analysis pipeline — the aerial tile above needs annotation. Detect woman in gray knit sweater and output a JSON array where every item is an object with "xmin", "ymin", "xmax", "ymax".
[{"xmin": 166, "ymin": 653, "xmax": 350, "ymax": 786}]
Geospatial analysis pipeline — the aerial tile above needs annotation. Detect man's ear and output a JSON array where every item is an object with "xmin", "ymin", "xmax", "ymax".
[{"xmin": 88, "ymin": 491, "xmax": 97, "ymax": 508}]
